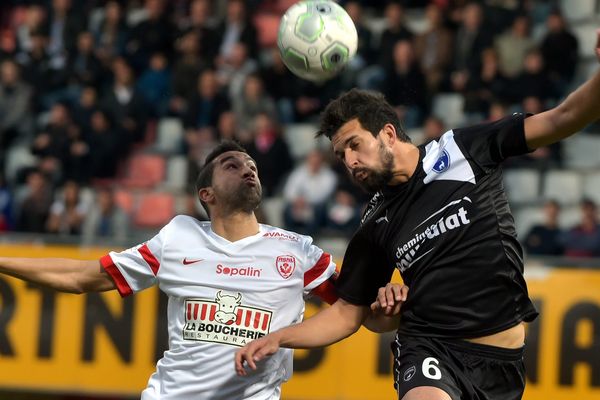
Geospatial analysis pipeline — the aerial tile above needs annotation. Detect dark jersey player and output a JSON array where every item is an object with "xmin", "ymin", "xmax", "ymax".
[{"xmin": 236, "ymin": 30, "xmax": 600, "ymax": 400}]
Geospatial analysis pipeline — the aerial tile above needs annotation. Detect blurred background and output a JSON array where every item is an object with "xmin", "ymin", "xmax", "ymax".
[{"xmin": 0, "ymin": 0, "xmax": 599, "ymax": 399}]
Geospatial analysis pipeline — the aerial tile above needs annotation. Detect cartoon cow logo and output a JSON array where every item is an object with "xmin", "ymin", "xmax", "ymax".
[{"xmin": 214, "ymin": 291, "xmax": 241, "ymax": 325}]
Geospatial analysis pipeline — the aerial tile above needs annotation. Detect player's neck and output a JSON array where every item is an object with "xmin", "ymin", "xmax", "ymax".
[
  {"xmin": 210, "ymin": 212, "xmax": 260, "ymax": 242},
  {"xmin": 389, "ymin": 143, "xmax": 420, "ymax": 185}
]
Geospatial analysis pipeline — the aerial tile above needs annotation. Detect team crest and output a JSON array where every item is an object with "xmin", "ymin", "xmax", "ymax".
[
  {"xmin": 432, "ymin": 150, "xmax": 450, "ymax": 173},
  {"xmin": 276, "ymin": 255, "xmax": 296, "ymax": 279},
  {"xmin": 403, "ymin": 365, "xmax": 416, "ymax": 381}
]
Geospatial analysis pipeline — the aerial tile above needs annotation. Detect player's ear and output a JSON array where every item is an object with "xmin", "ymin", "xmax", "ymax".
[
  {"xmin": 198, "ymin": 187, "xmax": 214, "ymax": 204},
  {"xmin": 380, "ymin": 123, "xmax": 397, "ymax": 147}
]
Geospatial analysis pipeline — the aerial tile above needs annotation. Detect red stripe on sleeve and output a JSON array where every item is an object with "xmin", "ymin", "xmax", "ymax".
[
  {"xmin": 304, "ymin": 252, "xmax": 332, "ymax": 287},
  {"xmin": 139, "ymin": 243, "xmax": 160, "ymax": 276},
  {"xmin": 100, "ymin": 254, "xmax": 133, "ymax": 297},
  {"xmin": 310, "ymin": 278, "xmax": 338, "ymax": 305}
]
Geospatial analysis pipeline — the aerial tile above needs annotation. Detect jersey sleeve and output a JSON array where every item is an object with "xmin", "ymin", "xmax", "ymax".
[
  {"xmin": 99, "ymin": 227, "xmax": 165, "ymax": 297},
  {"xmin": 453, "ymin": 113, "xmax": 532, "ymax": 169},
  {"xmin": 301, "ymin": 236, "xmax": 338, "ymax": 299},
  {"xmin": 334, "ymin": 229, "xmax": 394, "ymax": 306}
]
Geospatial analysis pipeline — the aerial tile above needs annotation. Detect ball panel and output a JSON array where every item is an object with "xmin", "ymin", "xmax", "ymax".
[{"xmin": 295, "ymin": 12, "xmax": 324, "ymax": 43}]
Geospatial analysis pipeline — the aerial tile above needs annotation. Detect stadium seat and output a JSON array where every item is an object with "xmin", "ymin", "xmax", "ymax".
[
  {"xmin": 583, "ymin": 172, "xmax": 600, "ymax": 204},
  {"xmin": 542, "ymin": 170, "xmax": 583, "ymax": 205},
  {"xmin": 4, "ymin": 144, "xmax": 37, "ymax": 185},
  {"xmin": 154, "ymin": 118, "xmax": 184, "ymax": 155},
  {"xmin": 164, "ymin": 155, "xmax": 189, "ymax": 192},
  {"xmin": 432, "ymin": 94, "xmax": 466, "ymax": 128},
  {"xmin": 254, "ymin": 13, "xmax": 281, "ymax": 48},
  {"xmin": 120, "ymin": 154, "xmax": 166, "ymax": 189},
  {"xmin": 563, "ymin": 133, "xmax": 600, "ymax": 169},
  {"xmin": 558, "ymin": 205, "xmax": 582, "ymax": 229},
  {"xmin": 260, "ymin": 196, "xmax": 285, "ymax": 227},
  {"xmin": 513, "ymin": 205, "xmax": 544, "ymax": 239},
  {"xmin": 572, "ymin": 23, "xmax": 599, "ymax": 58},
  {"xmin": 503, "ymin": 169, "xmax": 541, "ymax": 205},
  {"xmin": 134, "ymin": 192, "xmax": 175, "ymax": 228},
  {"xmin": 560, "ymin": 0, "xmax": 597, "ymax": 22},
  {"xmin": 114, "ymin": 190, "xmax": 135, "ymax": 215}
]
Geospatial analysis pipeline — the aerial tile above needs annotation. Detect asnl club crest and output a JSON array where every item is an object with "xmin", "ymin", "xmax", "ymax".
[
  {"xmin": 183, "ymin": 292, "xmax": 272, "ymax": 347},
  {"xmin": 276, "ymin": 255, "xmax": 296, "ymax": 279}
]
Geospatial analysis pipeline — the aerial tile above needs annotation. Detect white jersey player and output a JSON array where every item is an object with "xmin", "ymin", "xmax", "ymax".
[
  {"xmin": 0, "ymin": 141, "xmax": 402, "ymax": 399},
  {"xmin": 102, "ymin": 216, "xmax": 337, "ymax": 399}
]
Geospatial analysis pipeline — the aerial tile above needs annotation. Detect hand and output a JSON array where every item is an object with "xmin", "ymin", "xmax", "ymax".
[
  {"xmin": 235, "ymin": 333, "xmax": 281, "ymax": 376},
  {"xmin": 370, "ymin": 283, "xmax": 409, "ymax": 317}
]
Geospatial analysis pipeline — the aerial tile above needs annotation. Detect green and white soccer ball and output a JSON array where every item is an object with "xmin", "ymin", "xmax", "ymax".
[{"xmin": 278, "ymin": 1, "xmax": 358, "ymax": 82}]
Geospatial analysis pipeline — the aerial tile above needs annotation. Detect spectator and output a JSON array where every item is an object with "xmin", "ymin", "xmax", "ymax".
[
  {"xmin": 259, "ymin": 48, "xmax": 301, "ymax": 123},
  {"xmin": 342, "ymin": 1, "xmax": 375, "ymax": 88},
  {"xmin": 14, "ymin": 4, "xmax": 47, "ymax": 58},
  {"xmin": 169, "ymin": 30, "xmax": 208, "ymax": 117},
  {"xmin": 125, "ymin": 0, "xmax": 175, "ymax": 71},
  {"xmin": 509, "ymin": 49, "xmax": 555, "ymax": 104},
  {"xmin": 215, "ymin": 0, "xmax": 258, "ymax": 62},
  {"xmin": 137, "ymin": 52, "xmax": 171, "ymax": 117},
  {"xmin": 283, "ymin": 149, "xmax": 337, "ymax": 235},
  {"xmin": 91, "ymin": 0, "xmax": 129, "ymax": 65},
  {"xmin": 81, "ymin": 186, "xmax": 129, "ymax": 245},
  {"xmin": 325, "ymin": 188, "xmax": 361, "ymax": 236},
  {"xmin": 494, "ymin": 14, "xmax": 535, "ymax": 78},
  {"xmin": 86, "ymin": 110, "xmax": 119, "ymax": 180},
  {"xmin": 0, "ymin": 59, "xmax": 33, "ymax": 168},
  {"xmin": 422, "ymin": 115, "xmax": 446, "ymax": 143},
  {"xmin": 16, "ymin": 28, "xmax": 54, "ymax": 110},
  {"xmin": 15, "ymin": 169, "xmax": 53, "ymax": 233},
  {"xmin": 452, "ymin": 2, "xmax": 493, "ymax": 75},
  {"xmin": 44, "ymin": 0, "xmax": 85, "ymax": 67},
  {"xmin": 562, "ymin": 199, "xmax": 600, "ymax": 258},
  {"xmin": 183, "ymin": 69, "xmax": 230, "ymax": 131},
  {"xmin": 524, "ymin": 199, "xmax": 563, "ymax": 256},
  {"xmin": 540, "ymin": 10, "xmax": 578, "ymax": 92},
  {"xmin": 246, "ymin": 113, "xmax": 293, "ymax": 197},
  {"xmin": 71, "ymin": 85, "xmax": 98, "ymax": 133},
  {"xmin": 101, "ymin": 57, "xmax": 148, "ymax": 151},
  {"xmin": 31, "ymin": 102, "xmax": 72, "ymax": 181},
  {"xmin": 462, "ymin": 47, "xmax": 509, "ymax": 118},
  {"xmin": 383, "ymin": 40, "xmax": 427, "ymax": 129},
  {"xmin": 66, "ymin": 31, "xmax": 105, "ymax": 89},
  {"xmin": 46, "ymin": 180, "xmax": 87, "ymax": 235},
  {"xmin": 414, "ymin": 3, "xmax": 453, "ymax": 93},
  {"xmin": 179, "ymin": 0, "xmax": 219, "ymax": 61},
  {"xmin": 216, "ymin": 41, "xmax": 257, "ymax": 101},
  {"xmin": 232, "ymin": 74, "xmax": 277, "ymax": 132}
]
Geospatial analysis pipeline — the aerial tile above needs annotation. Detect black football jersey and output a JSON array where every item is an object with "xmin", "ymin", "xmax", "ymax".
[{"xmin": 336, "ymin": 114, "xmax": 538, "ymax": 338}]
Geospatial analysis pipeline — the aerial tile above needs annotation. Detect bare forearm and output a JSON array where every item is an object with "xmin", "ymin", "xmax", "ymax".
[
  {"xmin": 528, "ymin": 70, "xmax": 600, "ymax": 148},
  {"xmin": 0, "ymin": 257, "xmax": 104, "ymax": 293},
  {"xmin": 277, "ymin": 300, "xmax": 368, "ymax": 349},
  {"xmin": 363, "ymin": 313, "xmax": 400, "ymax": 333}
]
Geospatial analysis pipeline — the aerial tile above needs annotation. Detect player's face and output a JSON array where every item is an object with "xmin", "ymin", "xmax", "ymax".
[
  {"xmin": 332, "ymin": 119, "xmax": 394, "ymax": 193},
  {"xmin": 211, "ymin": 151, "xmax": 262, "ymax": 212}
]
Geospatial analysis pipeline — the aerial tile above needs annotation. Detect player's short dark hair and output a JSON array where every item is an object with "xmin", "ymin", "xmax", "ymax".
[
  {"xmin": 316, "ymin": 88, "xmax": 411, "ymax": 143},
  {"xmin": 195, "ymin": 140, "xmax": 249, "ymax": 213}
]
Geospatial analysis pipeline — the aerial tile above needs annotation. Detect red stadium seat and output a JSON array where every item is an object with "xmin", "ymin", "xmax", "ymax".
[
  {"xmin": 120, "ymin": 154, "xmax": 166, "ymax": 189},
  {"xmin": 254, "ymin": 13, "xmax": 281, "ymax": 48},
  {"xmin": 113, "ymin": 189, "xmax": 135, "ymax": 215},
  {"xmin": 134, "ymin": 192, "xmax": 175, "ymax": 228}
]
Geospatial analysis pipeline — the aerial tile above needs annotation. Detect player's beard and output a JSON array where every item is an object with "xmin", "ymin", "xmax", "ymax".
[
  {"xmin": 225, "ymin": 181, "xmax": 263, "ymax": 214},
  {"xmin": 352, "ymin": 142, "xmax": 394, "ymax": 193}
]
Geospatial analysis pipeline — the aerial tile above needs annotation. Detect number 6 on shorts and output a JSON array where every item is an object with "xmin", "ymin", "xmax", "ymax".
[{"xmin": 422, "ymin": 357, "xmax": 442, "ymax": 380}]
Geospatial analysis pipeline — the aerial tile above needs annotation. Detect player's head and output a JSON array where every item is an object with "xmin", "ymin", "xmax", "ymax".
[
  {"xmin": 195, "ymin": 140, "xmax": 262, "ymax": 216},
  {"xmin": 317, "ymin": 89, "xmax": 411, "ymax": 193}
]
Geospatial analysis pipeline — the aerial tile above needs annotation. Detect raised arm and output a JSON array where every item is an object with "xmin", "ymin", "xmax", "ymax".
[
  {"xmin": 525, "ymin": 29, "xmax": 600, "ymax": 149},
  {"xmin": 0, "ymin": 257, "xmax": 116, "ymax": 294},
  {"xmin": 235, "ymin": 298, "xmax": 368, "ymax": 375}
]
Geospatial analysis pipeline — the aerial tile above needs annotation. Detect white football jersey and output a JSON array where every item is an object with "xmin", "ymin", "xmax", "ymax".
[{"xmin": 100, "ymin": 215, "xmax": 337, "ymax": 400}]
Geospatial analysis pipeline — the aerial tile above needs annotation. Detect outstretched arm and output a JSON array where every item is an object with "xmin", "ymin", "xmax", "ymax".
[
  {"xmin": 525, "ymin": 29, "xmax": 600, "ymax": 149},
  {"xmin": 235, "ymin": 298, "xmax": 368, "ymax": 375},
  {"xmin": 0, "ymin": 257, "xmax": 116, "ymax": 294}
]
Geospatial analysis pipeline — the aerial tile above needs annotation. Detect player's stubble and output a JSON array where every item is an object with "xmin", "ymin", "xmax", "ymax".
[{"xmin": 352, "ymin": 140, "xmax": 395, "ymax": 193}]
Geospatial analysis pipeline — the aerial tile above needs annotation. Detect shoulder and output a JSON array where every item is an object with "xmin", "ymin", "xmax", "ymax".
[
  {"xmin": 162, "ymin": 215, "xmax": 209, "ymax": 234},
  {"xmin": 259, "ymin": 224, "xmax": 308, "ymax": 245}
]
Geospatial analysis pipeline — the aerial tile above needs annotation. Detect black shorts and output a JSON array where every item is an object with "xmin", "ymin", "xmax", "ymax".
[{"xmin": 392, "ymin": 333, "xmax": 526, "ymax": 400}]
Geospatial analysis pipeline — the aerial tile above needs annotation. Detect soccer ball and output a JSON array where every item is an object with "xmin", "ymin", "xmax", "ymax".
[{"xmin": 277, "ymin": 1, "xmax": 358, "ymax": 82}]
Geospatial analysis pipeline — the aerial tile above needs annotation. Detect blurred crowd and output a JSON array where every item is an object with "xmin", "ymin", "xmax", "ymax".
[{"xmin": 0, "ymin": 0, "xmax": 596, "ymax": 254}]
